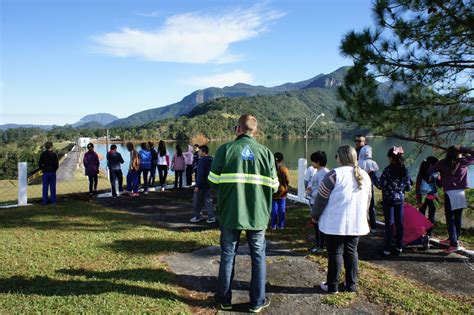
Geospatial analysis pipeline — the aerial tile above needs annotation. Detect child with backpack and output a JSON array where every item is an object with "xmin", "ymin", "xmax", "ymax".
[{"xmin": 373, "ymin": 146, "xmax": 412, "ymax": 257}]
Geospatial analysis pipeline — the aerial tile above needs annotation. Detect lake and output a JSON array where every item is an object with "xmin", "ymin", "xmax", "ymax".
[{"xmin": 93, "ymin": 137, "xmax": 474, "ymax": 187}]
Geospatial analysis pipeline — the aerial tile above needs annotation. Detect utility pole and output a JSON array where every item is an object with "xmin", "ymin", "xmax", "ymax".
[{"xmin": 304, "ymin": 113, "xmax": 325, "ymax": 161}]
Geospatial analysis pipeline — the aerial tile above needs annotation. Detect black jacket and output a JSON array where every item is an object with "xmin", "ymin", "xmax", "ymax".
[
  {"xmin": 39, "ymin": 150, "xmax": 59, "ymax": 173},
  {"xmin": 107, "ymin": 150, "xmax": 124, "ymax": 170}
]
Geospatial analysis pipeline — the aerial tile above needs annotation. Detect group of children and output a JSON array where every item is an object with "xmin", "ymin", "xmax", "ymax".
[{"xmin": 302, "ymin": 137, "xmax": 473, "ymax": 256}]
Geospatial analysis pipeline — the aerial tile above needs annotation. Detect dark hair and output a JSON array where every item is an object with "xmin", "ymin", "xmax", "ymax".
[
  {"xmin": 310, "ymin": 151, "xmax": 327, "ymax": 167},
  {"xmin": 126, "ymin": 142, "xmax": 134, "ymax": 151},
  {"xmin": 110, "ymin": 144, "xmax": 117, "ymax": 150},
  {"xmin": 199, "ymin": 145, "xmax": 209, "ymax": 154},
  {"xmin": 446, "ymin": 146, "xmax": 460, "ymax": 174},
  {"xmin": 158, "ymin": 140, "xmax": 166, "ymax": 156},
  {"xmin": 176, "ymin": 144, "xmax": 183, "ymax": 157},
  {"xmin": 148, "ymin": 141, "xmax": 154, "ymax": 148},
  {"xmin": 87, "ymin": 143, "xmax": 94, "ymax": 149},
  {"xmin": 44, "ymin": 141, "xmax": 53, "ymax": 150},
  {"xmin": 141, "ymin": 142, "xmax": 148, "ymax": 150},
  {"xmin": 387, "ymin": 147, "xmax": 407, "ymax": 179},
  {"xmin": 274, "ymin": 152, "xmax": 284, "ymax": 163},
  {"xmin": 417, "ymin": 156, "xmax": 439, "ymax": 182},
  {"xmin": 194, "ymin": 144, "xmax": 200, "ymax": 148}
]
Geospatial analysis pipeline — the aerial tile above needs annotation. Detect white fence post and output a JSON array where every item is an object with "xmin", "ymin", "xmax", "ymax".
[
  {"xmin": 297, "ymin": 158, "xmax": 307, "ymax": 200},
  {"xmin": 18, "ymin": 162, "xmax": 28, "ymax": 206}
]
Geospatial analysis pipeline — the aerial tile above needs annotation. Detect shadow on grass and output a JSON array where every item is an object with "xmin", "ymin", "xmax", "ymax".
[
  {"xmin": 57, "ymin": 267, "xmax": 319, "ymax": 295},
  {"xmin": 0, "ymin": 275, "xmax": 203, "ymax": 307},
  {"xmin": 0, "ymin": 200, "xmax": 143, "ymax": 231},
  {"xmin": 106, "ymin": 238, "xmax": 207, "ymax": 254}
]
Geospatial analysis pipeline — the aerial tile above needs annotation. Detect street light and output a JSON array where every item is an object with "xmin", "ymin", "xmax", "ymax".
[{"xmin": 304, "ymin": 113, "xmax": 325, "ymax": 160}]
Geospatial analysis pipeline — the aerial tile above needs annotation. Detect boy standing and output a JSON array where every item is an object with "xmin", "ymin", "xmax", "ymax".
[
  {"xmin": 39, "ymin": 141, "xmax": 59, "ymax": 205},
  {"xmin": 190, "ymin": 145, "xmax": 216, "ymax": 223},
  {"xmin": 306, "ymin": 151, "xmax": 329, "ymax": 253}
]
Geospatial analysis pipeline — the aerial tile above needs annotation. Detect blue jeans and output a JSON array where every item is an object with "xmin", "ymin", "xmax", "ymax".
[
  {"xmin": 445, "ymin": 194, "xmax": 463, "ymax": 247},
  {"xmin": 383, "ymin": 199, "xmax": 404, "ymax": 251},
  {"xmin": 126, "ymin": 170, "xmax": 139, "ymax": 193},
  {"xmin": 42, "ymin": 172, "xmax": 56, "ymax": 204},
  {"xmin": 216, "ymin": 227, "xmax": 266, "ymax": 308},
  {"xmin": 271, "ymin": 198, "xmax": 286, "ymax": 228}
]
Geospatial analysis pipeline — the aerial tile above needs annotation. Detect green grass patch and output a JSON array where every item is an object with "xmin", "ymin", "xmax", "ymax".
[{"xmin": 0, "ymin": 201, "xmax": 219, "ymax": 313}]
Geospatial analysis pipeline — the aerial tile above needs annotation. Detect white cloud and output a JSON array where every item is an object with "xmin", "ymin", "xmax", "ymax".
[
  {"xmin": 92, "ymin": 6, "xmax": 284, "ymax": 64},
  {"xmin": 183, "ymin": 70, "xmax": 254, "ymax": 88}
]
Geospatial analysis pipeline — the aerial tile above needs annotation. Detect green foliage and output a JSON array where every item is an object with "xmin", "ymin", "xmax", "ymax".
[
  {"xmin": 128, "ymin": 88, "xmax": 346, "ymax": 141},
  {"xmin": 338, "ymin": 0, "xmax": 473, "ymax": 149}
]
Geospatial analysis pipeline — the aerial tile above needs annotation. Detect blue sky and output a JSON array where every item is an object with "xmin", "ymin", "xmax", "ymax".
[{"xmin": 1, "ymin": 0, "xmax": 373, "ymax": 125}]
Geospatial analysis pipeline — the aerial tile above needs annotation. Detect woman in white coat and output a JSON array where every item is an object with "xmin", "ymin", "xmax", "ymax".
[{"xmin": 311, "ymin": 145, "xmax": 371, "ymax": 294}]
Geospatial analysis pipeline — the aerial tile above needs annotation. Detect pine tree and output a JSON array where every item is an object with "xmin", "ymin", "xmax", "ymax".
[{"xmin": 338, "ymin": 0, "xmax": 473, "ymax": 149}]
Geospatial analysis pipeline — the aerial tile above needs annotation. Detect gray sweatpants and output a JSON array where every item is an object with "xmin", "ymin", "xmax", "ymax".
[{"xmin": 193, "ymin": 188, "xmax": 215, "ymax": 218}]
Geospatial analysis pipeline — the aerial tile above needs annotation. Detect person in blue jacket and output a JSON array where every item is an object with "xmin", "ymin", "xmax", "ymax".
[{"xmin": 190, "ymin": 145, "xmax": 216, "ymax": 223}]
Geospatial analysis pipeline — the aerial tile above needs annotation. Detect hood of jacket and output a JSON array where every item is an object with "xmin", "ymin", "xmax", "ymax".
[{"xmin": 359, "ymin": 145, "xmax": 372, "ymax": 160}]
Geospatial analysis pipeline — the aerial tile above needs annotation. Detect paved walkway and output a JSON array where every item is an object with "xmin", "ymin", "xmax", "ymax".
[
  {"xmin": 57, "ymin": 146, "xmax": 82, "ymax": 182},
  {"xmin": 96, "ymin": 189, "xmax": 473, "ymax": 313}
]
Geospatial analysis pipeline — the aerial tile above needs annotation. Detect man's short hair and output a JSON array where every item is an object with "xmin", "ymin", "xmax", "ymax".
[
  {"xmin": 44, "ymin": 141, "xmax": 53, "ymax": 150},
  {"xmin": 238, "ymin": 114, "xmax": 257, "ymax": 134},
  {"xmin": 110, "ymin": 144, "xmax": 117, "ymax": 150},
  {"xmin": 310, "ymin": 151, "xmax": 327, "ymax": 166},
  {"xmin": 199, "ymin": 145, "xmax": 209, "ymax": 154}
]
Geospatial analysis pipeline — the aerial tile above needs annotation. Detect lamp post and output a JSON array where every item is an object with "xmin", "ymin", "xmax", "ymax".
[{"xmin": 304, "ymin": 113, "xmax": 325, "ymax": 160}]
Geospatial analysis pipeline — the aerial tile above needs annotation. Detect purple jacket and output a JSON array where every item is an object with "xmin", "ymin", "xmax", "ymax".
[
  {"xmin": 83, "ymin": 151, "xmax": 100, "ymax": 176},
  {"xmin": 428, "ymin": 147, "xmax": 474, "ymax": 191}
]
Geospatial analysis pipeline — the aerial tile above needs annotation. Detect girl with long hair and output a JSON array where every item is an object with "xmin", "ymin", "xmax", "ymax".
[
  {"xmin": 156, "ymin": 140, "xmax": 170, "ymax": 191},
  {"xmin": 428, "ymin": 145, "xmax": 474, "ymax": 253},
  {"xmin": 374, "ymin": 146, "xmax": 412, "ymax": 257},
  {"xmin": 311, "ymin": 145, "xmax": 372, "ymax": 294}
]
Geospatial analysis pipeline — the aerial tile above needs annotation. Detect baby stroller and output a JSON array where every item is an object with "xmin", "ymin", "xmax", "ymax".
[{"xmin": 392, "ymin": 202, "xmax": 433, "ymax": 250}]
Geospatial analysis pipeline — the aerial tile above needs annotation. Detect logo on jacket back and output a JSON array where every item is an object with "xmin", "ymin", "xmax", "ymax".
[{"xmin": 241, "ymin": 146, "xmax": 255, "ymax": 161}]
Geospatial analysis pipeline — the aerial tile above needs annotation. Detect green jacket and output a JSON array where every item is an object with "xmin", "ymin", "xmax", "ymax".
[{"xmin": 208, "ymin": 134, "xmax": 279, "ymax": 230}]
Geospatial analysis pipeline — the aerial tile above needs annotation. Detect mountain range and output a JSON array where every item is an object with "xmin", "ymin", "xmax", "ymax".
[{"xmin": 107, "ymin": 67, "xmax": 348, "ymax": 128}]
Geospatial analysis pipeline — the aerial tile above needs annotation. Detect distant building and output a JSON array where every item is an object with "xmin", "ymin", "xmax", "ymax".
[{"xmin": 77, "ymin": 137, "xmax": 91, "ymax": 148}]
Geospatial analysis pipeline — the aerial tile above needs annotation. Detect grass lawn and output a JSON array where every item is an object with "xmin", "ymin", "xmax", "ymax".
[
  {"xmin": 0, "ymin": 200, "xmax": 219, "ymax": 313},
  {"xmin": 1, "ymin": 175, "xmax": 473, "ymax": 313}
]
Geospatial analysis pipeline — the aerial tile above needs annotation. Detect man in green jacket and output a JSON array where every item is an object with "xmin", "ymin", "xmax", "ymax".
[{"xmin": 209, "ymin": 114, "xmax": 279, "ymax": 313}]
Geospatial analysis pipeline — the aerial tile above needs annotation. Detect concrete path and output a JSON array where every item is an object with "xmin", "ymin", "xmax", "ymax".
[{"xmin": 57, "ymin": 146, "xmax": 82, "ymax": 182}]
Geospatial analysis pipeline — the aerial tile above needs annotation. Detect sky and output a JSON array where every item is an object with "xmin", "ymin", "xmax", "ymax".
[{"xmin": 1, "ymin": 0, "xmax": 374, "ymax": 125}]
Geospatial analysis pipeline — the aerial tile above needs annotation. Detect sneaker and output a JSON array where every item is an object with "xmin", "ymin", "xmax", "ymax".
[
  {"xmin": 309, "ymin": 245, "xmax": 326, "ymax": 254},
  {"xmin": 443, "ymin": 245, "xmax": 463, "ymax": 254},
  {"xmin": 143, "ymin": 191, "xmax": 148, "ymax": 195},
  {"xmin": 394, "ymin": 247, "xmax": 402, "ymax": 256},
  {"xmin": 439, "ymin": 239, "xmax": 450, "ymax": 246},
  {"xmin": 161, "ymin": 187, "xmax": 165, "ymax": 192},
  {"xmin": 206, "ymin": 217, "xmax": 216, "ymax": 224},
  {"xmin": 220, "ymin": 303, "xmax": 232, "ymax": 311},
  {"xmin": 190, "ymin": 216, "xmax": 204, "ymax": 223},
  {"xmin": 214, "ymin": 295, "xmax": 232, "ymax": 310},
  {"xmin": 320, "ymin": 282, "xmax": 338, "ymax": 294},
  {"xmin": 382, "ymin": 250, "xmax": 391, "ymax": 257},
  {"xmin": 249, "ymin": 299, "xmax": 271, "ymax": 313},
  {"xmin": 271, "ymin": 226, "xmax": 277, "ymax": 230},
  {"xmin": 131, "ymin": 192, "xmax": 139, "ymax": 197},
  {"xmin": 370, "ymin": 228, "xmax": 377, "ymax": 234}
]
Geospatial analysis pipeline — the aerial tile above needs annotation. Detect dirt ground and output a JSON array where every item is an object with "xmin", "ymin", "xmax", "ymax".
[{"xmin": 96, "ymin": 188, "xmax": 473, "ymax": 313}]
